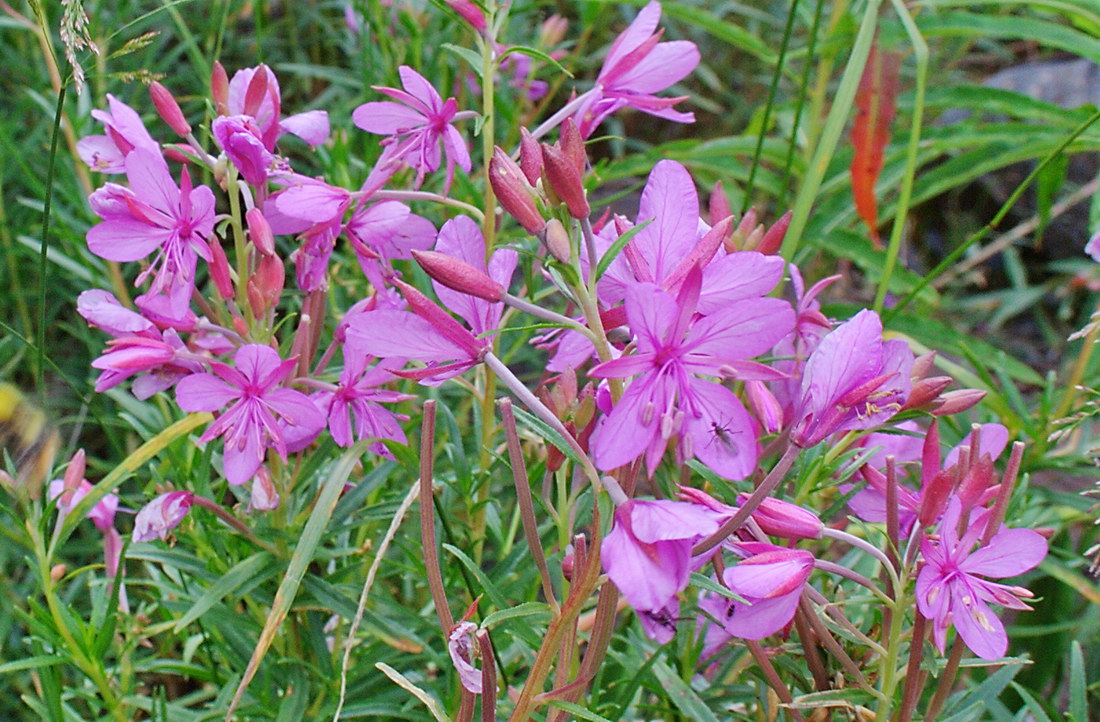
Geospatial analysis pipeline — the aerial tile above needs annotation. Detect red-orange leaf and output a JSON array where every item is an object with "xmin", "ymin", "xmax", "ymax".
[{"xmin": 850, "ymin": 42, "xmax": 902, "ymax": 248}]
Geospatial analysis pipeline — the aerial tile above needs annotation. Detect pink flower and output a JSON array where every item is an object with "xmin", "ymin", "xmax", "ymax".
[
  {"xmin": 86, "ymin": 148, "xmax": 215, "ymax": 314},
  {"xmin": 313, "ymin": 352, "xmax": 412, "ymax": 455},
  {"xmin": 77, "ymin": 94, "xmax": 159, "ymax": 173},
  {"xmin": 49, "ymin": 478, "xmax": 118, "ymax": 534},
  {"xmin": 225, "ymin": 64, "xmax": 330, "ymax": 150},
  {"xmin": 589, "ymin": 269, "xmax": 792, "ymax": 478},
  {"xmin": 132, "ymin": 490, "xmax": 194, "ymax": 542},
  {"xmin": 699, "ymin": 543, "xmax": 814, "ymax": 644},
  {"xmin": 213, "ymin": 115, "xmax": 274, "ymax": 187},
  {"xmin": 447, "ymin": 621, "xmax": 483, "ymax": 694},
  {"xmin": 572, "ymin": 2, "xmax": 699, "ymax": 137},
  {"xmin": 175, "ymin": 345, "xmax": 325, "ymax": 484},
  {"xmin": 790, "ymin": 309, "xmax": 913, "ymax": 448},
  {"xmin": 352, "ymin": 66, "xmax": 472, "ymax": 190},
  {"xmin": 916, "ymin": 498, "xmax": 1047, "ymax": 659},
  {"xmin": 602, "ymin": 499, "xmax": 720, "ymax": 642}
]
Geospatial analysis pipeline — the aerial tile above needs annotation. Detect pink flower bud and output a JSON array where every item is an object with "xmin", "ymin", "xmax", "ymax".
[
  {"xmin": 746, "ymin": 380, "xmax": 783, "ymax": 434},
  {"xmin": 132, "ymin": 490, "xmax": 194, "ymax": 542},
  {"xmin": 918, "ymin": 468, "xmax": 954, "ymax": 527},
  {"xmin": 540, "ymin": 14, "xmax": 568, "ymax": 47},
  {"xmin": 738, "ymin": 495, "xmax": 823, "ymax": 540},
  {"xmin": 901, "ymin": 376, "xmax": 953, "ymax": 411},
  {"xmin": 248, "ymin": 253, "xmax": 285, "ymax": 317},
  {"xmin": 519, "ymin": 128, "xmax": 543, "ymax": 186},
  {"xmin": 444, "ymin": 0, "xmax": 486, "ymax": 32},
  {"xmin": 250, "ymin": 467, "xmax": 280, "ymax": 511},
  {"xmin": 559, "ymin": 117, "xmax": 586, "ymax": 174},
  {"xmin": 245, "ymin": 208, "xmax": 276, "ymax": 255},
  {"xmin": 931, "ymin": 389, "xmax": 987, "ymax": 416},
  {"xmin": 243, "ymin": 65, "xmax": 270, "ymax": 118},
  {"xmin": 541, "ymin": 218, "xmax": 571, "ymax": 264},
  {"xmin": 211, "ymin": 61, "xmax": 229, "ymax": 116},
  {"xmin": 709, "ymin": 180, "xmax": 731, "ymax": 225},
  {"xmin": 541, "ymin": 144, "xmax": 588, "ymax": 219},
  {"xmin": 490, "ymin": 147, "xmax": 544, "ymax": 234},
  {"xmin": 757, "ymin": 210, "xmax": 791, "ymax": 255},
  {"xmin": 208, "ymin": 238, "xmax": 235, "ymax": 301},
  {"xmin": 911, "ymin": 351, "xmax": 938, "ymax": 380},
  {"xmin": 412, "ymin": 250, "xmax": 505, "ymax": 302},
  {"xmin": 149, "ymin": 81, "xmax": 191, "ymax": 136}
]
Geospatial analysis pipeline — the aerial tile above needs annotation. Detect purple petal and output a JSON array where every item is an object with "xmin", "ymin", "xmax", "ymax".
[
  {"xmin": 77, "ymin": 135, "xmax": 125, "ymax": 173},
  {"xmin": 611, "ymin": 41, "xmax": 700, "ymax": 94},
  {"xmin": 685, "ymin": 379, "xmax": 757, "ymax": 480},
  {"xmin": 624, "ymin": 283, "xmax": 678, "ymax": 354},
  {"xmin": 686, "ymin": 297, "xmax": 794, "ymax": 361},
  {"xmin": 723, "ymin": 587, "xmax": 802, "ymax": 640},
  {"xmin": 125, "ymin": 148, "xmax": 177, "ymax": 215},
  {"xmin": 234, "ymin": 344, "xmax": 282, "ymax": 384},
  {"xmin": 950, "ymin": 581, "xmax": 1008, "ymax": 660},
  {"xmin": 634, "ymin": 160, "xmax": 699, "ymax": 281},
  {"xmin": 628, "ymin": 499, "xmax": 719, "ymax": 543},
  {"xmin": 87, "ymin": 220, "xmax": 171, "ymax": 262},
  {"xmin": 443, "ymin": 123, "xmax": 471, "ymax": 173},
  {"xmin": 279, "ymin": 110, "xmax": 330, "ymax": 147},
  {"xmin": 347, "ymin": 310, "xmax": 469, "ymax": 362},
  {"xmin": 590, "ymin": 372, "xmax": 661, "ymax": 471},
  {"xmin": 223, "ymin": 426, "xmax": 266, "ymax": 485},
  {"xmin": 275, "ymin": 183, "xmax": 350, "ymax": 224},
  {"xmin": 697, "ymin": 252, "xmax": 785, "ymax": 314},
  {"xmin": 962, "ymin": 528, "xmax": 1047, "ymax": 578},
  {"xmin": 600, "ymin": 2, "xmax": 661, "ymax": 81},
  {"xmin": 352, "ymin": 101, "xmax": 427, "ymax": 134},
  {"xmin": 398, "ymin": 65, "xmax": 444, "ymax": 113},
  {"xmin": 176, "ymin": 373, "xmax": 238, "ymax": 411}
]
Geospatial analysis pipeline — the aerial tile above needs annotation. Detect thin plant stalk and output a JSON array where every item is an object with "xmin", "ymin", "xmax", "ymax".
[
  {"xmin": 780, "ymin": 0, "xmax": 827, "ymax": 207},
  {"xmin": 745, "ymin": 639, "xmax": 805, "ymax": 722},
  {"xmin": 782, "ymin": 0, "xmax": 884, "ymax": 259},
  {"xmin": 873, "ymin": 0, "xmax": 928, "ymax": 315},
  {"xmin": 742, "ymin": 0, "xmax": 799, "ymax": 215},
  {"xmin": 418, "ymin": 401, "xmax": 454, "ymax": 634}
]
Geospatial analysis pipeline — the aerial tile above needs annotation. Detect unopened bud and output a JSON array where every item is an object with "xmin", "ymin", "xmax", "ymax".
[
  {"xmin": 50, "ymin": 564, "xmax": 67, "ymax": 582},
  {"xmin": 574, "ymin": 385, "xmax": 596, "ymax": 429},
  {"xmin": 918, "ymin": 468, "xmax": 954, "ymax": 527},
  {"xmin": 519, "ymin": 128, "xmax": 543, "ymax": 186},
  {"xmin": 725, "ymin": 207, "xmax": 757, "ymax": 252},
  {"xmin": 559, "ymin": 117, "xmax": 586, "ymax": 174},
  {"xmin": 245, "ymin": 208, "xmax": 276, "ymax": 256},
  {"xmin": 911, "ymin": 351, "xmax": 938, "ymax": 380},
  {"xmin": 163, "ymin": 145, "xmax": 193, "ymax": 164},
  {"xmin": 208, "ymin": 238, "xmax": 235, "ymax": 301},
  {"xmin": 931, "ymin": 389, "xmax": 987, "ymax": 416},
  {"xmin": 746, "ymin": 380, "xmax": 783, "ymax": 434},
  {"xmin": 561, "ymin": 549, "xmax": 575, "ymax": 581},
  {"xmin": 62, "ymin": 449, "xmax": 86, "ymax": 494},
  {"xmin": 541, "ymin": 218, "xmax": 571, "ymax": 264},
  {"xmin": 211, "ymin": 61, "xmax": 229, "ymax": 116},
  {"xmin": 412, "ymin": 250, "xmax": 505, "ymax": 302},
  {"xmin": 742, "ymin": 224, "xmax": 765, "ymax": 251},
  {"xmin": 709, "ymin": 180, "xmax": 732, "ymax": 225},
  {"xmin": 490, "ymin": 147, "xmax": 544, "ymax": 234},
  {"xmin": 149, "ymin": 81, "xmax": 191, "ymax": 136},
  {"xmin": 757, "ymin": 210, "xmax": 791, "ymax": 255},
  {"xmin": 444, "ymin": 0, "xmax": 487, "ymax": 31},
  {"xmin": 540, "ymin": 14, "xmax": 568, "ymax": 47},
  {"xmin": 247, "ymin": 252, "xmax": 285, "ymax": 315},
  {"xmin": 902, "ymin": 376, "xmax": 953, "ymax": 411},
  {"xmin": 739, "ymin": 495, "xmax": 824, "ymax": 540},
  {"xmin": 541, "ymin": 144, "xmax": 588, "ymax": 219}
]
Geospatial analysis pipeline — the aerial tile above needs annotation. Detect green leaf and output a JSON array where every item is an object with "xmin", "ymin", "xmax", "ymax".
[
  {"xmin": 1068, "ymin": 640, "xmax": 1087, "ymax": 722},
  {"xmin": 376, "ymin": 663, "xmax": 451, "ymax": 722},
  {"xmin": 917, "ymin": 12, "xmax": 1100, "ymax": 66},
  {"xmin": 1035, "ymin": 152, "xmax": 1068, "ymax": 242},
  {"xmin": 658, "ymin": 4, "xmax": 777, "ymax": 67},
  {"xmin": 0, "ymin": 655, "xmax": 64, "ymax": 674},
  {"xmin": 499, "ymin": 45, "xmax": 572, "ymax": 78},
  {"xmin": 649, "ymin": 658, "xmax": 720, "ymax": 722},
  {"xmin": 689, "ymin": 572, "xmax": 748, "ymax": 603},
  {"xmin": 481, "ymin": 601, "xmax": 551, "ymax": 628},
  {"xmin": 508, "ymin": 405, "xmax": 584, "ymax": 467},
  {"xmin": 441, "ymin": 43, "xmax": 484, "ymax": 80},
  {"xmin": 1009, "ymin": 682, "xmax": 1053, "ymax": 722},
  {"xmin": 172, "ymin": 553, "xmax": 278, "ymax": 633},
  {"xmin": 226, "ymin": 440, "xmax": 372, "ymax": 716},
  {"xmin": 442, "ymin": 543, "xmax": 509, "ymax": 610},
  {"xmin": 546, "ymin": 701, "xmax": 613, "ymax": 722},
  {"xmin": 594, "ymin": 220, "xmax": 650, "ymax": 281}
]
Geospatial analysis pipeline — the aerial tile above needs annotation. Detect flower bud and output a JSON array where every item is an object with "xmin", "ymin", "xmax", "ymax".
[
  {"xmin": 726, "ymin": 207, "xmax": 757, "ymax": 251},
  {"xmin": 411, "ymin": 250, "xmax": 505, "ymax": 302},
  {"xmin": 708, "ymin": 180, "xmax": 732, "ymax": 225},
  {"xmin": 540, "ymin": 14, "xmax": 569, "ymax": 47},
  {"xmin": 541, "ymin": 218, "xmax": 571, "ymax": 264},
  {"xmin": 746, "ymin": 380, "xmax": 783, "ymax": 434},
  {"xmin": 541, "ymin": 144, "xmax": 589, "ymax": 219},
  {"xmin": 738, "ymin": 495, "xmax": 823, "ymax": 540},
  {"xmin": 132, "ymin": 490, "xmax": 194, "ymax": 542},
  {"xmin": 212, "ymin": 115, "xmax": 272, "ymax": 187},
  {"xmin": 918, "ymin": 468, "xmax": 954, "ymax": 527},
  {"xmin": 490, "ymin": 147, "xmax": 544, "ymax": 234},
  {"xmin": 245, "ymin": 208, "xmax": 276, "ymax": 256},
  {"xmin": 243, "ymin": 65, "xmax": 270, "ymax": 118},
  {"xmin": 444, "ymin": 0, "xmax": 487, "ymax": 32},
  {"xmin": 519, "ymin": 128, "xmax": 543, "ymax": 186},
  {"xmin": 248, "ymin": 252, "xmax": 285, "ymax": 316},
  {"xmin": 208, "ymin": 238, "xmax": 235, "ymax": 301},
  {"xmin": 742, "ymin": 224, "xmax": 765, "ymax": 251},
  {"xmin": 51, "ymin": 564, "xmax": 67, "ymax": 582},
  {"xmin": 250, "ymin": 467, "xmax": 280, "ymax": 511},
  {"xmin": 931, "ymin": 388, "xmax": 987, "ymax": 416},
  {"xmin": 559, "ymin": 117, "xmax": 586, "ymax": 174},
  {"xmin": 211, "ymin": 61, "xmax": 230, "ymax": 116},
  {"xmin": 149, "ymin": 81, "xmax": 191, "ymax": 136},
  {"xmin": 911, "ymin": 351, "xmax": 938, "ymax": 380},
  {"xmin": 757, "ymin": 210, "xmax": 791, "ymax": 255},
  {"xmin": 901, "ymin": 376, "xmax": 953, "ymax": 411}
]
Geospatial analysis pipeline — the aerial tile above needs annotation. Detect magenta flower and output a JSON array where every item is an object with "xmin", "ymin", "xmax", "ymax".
[
  {"xmin": 572, "ymin": 2, "xmax": 699, "ymax": 137},
  {"xmin": 226, "ymin": 64, "xmax": 330, "ymax": 150},
  {"xmin": 175, "ymin": 345, "xmax": 325, "ymax": 484},
  {"xmin": 132, "ymin": 490, "xmax": 194, "ymax": 542},
  {"xmin": 49, "ymin": 478, "xmax": 118, "ymax": 534},
  {"xmin": 352, "ymin": 66, "xmax": 472, "ymax": 190},
  {"xmin": 699, "ymin": 543, "xmax": 814, "ymax": 644},
  {"xmin": 790, "ymin": 309, "xmax": 914, "ymax": 448},
  {"xmin": 589, "ymin": 270, "xmax": 793, "ymax": 478},
  {"xmin": 213, "ymin": 115, "xmax": 274, "ymax": 188},
  {"xmin": 602, "ymin": 499, "xmax": 720, "ymax": 642},
  {"xmin": 77, "ymin": 94, "xmax": 159, "ymax": 173},
  {"xmin": 313, "ymin": 352, "xmax": 412, "ymax": 455},
  {"xmin": 447, "ymin": 621, "xmax": 484, "ymax": 694},
  {"xmin": 86, "ymin": 148, "xmax": 215, "ymax": 314},
  {"xmin": 916, "ymin": 498, "xmax": 1047, "ymax": 659}
]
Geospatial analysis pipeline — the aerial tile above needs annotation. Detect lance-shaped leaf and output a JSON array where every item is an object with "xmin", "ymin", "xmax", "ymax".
[{"xmin": 850, "ymin": 42, "xmax": 901, "ymax": 248}]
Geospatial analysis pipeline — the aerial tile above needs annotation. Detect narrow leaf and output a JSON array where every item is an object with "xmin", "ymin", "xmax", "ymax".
[
  {"xmin": 850, "ymin": 41, "xmax": 902, "ymax": 248},
  {"xmin": 376, "ymin": 663, "xmax": 451, "ymax": 722}
]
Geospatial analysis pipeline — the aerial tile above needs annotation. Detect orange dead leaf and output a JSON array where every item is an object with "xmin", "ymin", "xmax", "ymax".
[{"xmin": 850, "ymin": 42, "xmax": 902, "ymax": 248}]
